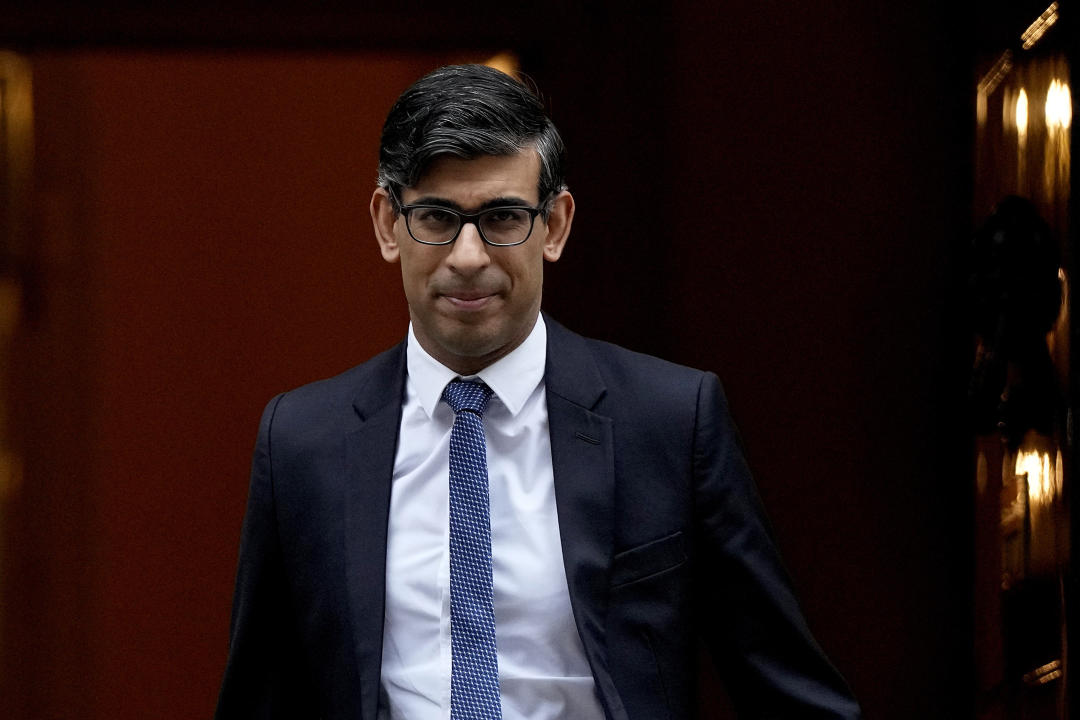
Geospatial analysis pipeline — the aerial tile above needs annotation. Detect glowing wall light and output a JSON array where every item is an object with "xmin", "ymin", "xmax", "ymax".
[
  {"xmin": 1015, "ymin": 448, "xmax": 1060, "ymax": 505},
  {"xmin": 1045, "ymin": 79, "xmax": 1072, "ymax": 129},
  {"xmin": 1016, "ymin": 88, "xmax": 1029, "ymax": 143}
]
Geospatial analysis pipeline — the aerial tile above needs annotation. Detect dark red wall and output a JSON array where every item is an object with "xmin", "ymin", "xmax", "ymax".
[
  {"xmin": 664, "ymin": 4, "xmax": 972, "ymax": 715},
  {"xmin": 4, "ymin": 51, "xmax": 453, "ymax": 720}
]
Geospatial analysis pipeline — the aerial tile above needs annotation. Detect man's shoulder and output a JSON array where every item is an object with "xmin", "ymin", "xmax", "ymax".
[
  {"xmin": 544, "ymin": 315, "xmax": 716, "ymax": 415},
  {"xmin": 263, "ymin": 341, "xmax": 406, "ymax": 430},
  {"xmin": 546, "ymin": 315, "xmax": 711, "ymax": 388}
]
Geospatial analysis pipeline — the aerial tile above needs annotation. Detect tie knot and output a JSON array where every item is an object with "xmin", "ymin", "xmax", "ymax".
[{"xmin": 442, "ymin": 379, "xmax": 493, "ymax": 416}]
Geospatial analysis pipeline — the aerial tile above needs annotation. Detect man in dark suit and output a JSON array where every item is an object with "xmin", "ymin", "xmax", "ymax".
[{"xmin": 216, "ymin": 64, "xmax": 860, "ymax": 719}]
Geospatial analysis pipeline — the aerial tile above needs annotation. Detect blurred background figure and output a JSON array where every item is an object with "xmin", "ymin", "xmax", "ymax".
[{"xmin": 968, "ymin": 195, "xmax": 1063, "ymax": 447}]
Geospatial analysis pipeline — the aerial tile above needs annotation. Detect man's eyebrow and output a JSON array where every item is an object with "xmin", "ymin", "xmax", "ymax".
[
  {"xmin": 477, "ymin": 196, "xmax": 534, "ymax": 210},
  {"xmin": 407, "ymin": 195, "xmax": 536, "ymax": 211}
]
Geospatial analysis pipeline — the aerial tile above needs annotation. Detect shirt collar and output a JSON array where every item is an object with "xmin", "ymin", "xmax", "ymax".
[{"xmin": 406, "ymin": 314, "xmax": 547, "ymax": 419}]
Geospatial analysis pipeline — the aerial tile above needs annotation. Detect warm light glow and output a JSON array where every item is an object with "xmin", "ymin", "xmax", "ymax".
[
  {"xmin": 1045, "ymin": 79, "xmax": 1072, "ymax": 129},
  {"xmin": 1023, "ymin": 659, "xmax": 1064, "ymax": 686},
  {"xmin": 1021, "ymin": 2, "xmax": 1059, "ymax": 50},
  {"xmin": 978, "ymin": 51, "xmax": 1013, "ymax": 98},
  {"xmin": 483, "ymin": 52, "xmax": 520, "ymax": 78},
  {"xmin": 1016, "ymin": 88, "xmax": 1029, "ymax": 141},
  {"xmin": 977, "ymin": 52, "xmax": 1014, "ymax": 126},
  {"xmin": 1005, "ymin": 437, "xmax": 1068, "ymax": 580},
  {"xmin": 1048, "ymin": 268, "xmax": 1069, "ymax": 365},
  {"xmin": 1016, "ymin": 448, "xmax": 1055, "ymax": 505},
  {"xmin": 1056, "ymin": 449, "xmax": 1064, "ymax": 496}
]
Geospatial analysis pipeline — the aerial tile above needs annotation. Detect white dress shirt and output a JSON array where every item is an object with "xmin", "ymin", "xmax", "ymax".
[{"xmin": 378, "ymin": 315, "xmax": 606, "ymax": 720}]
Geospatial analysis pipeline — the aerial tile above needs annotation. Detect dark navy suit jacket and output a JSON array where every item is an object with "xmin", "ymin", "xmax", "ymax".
[{"xmin": 215, "ymin": 316, "xmax": 861, "ymax": 719}]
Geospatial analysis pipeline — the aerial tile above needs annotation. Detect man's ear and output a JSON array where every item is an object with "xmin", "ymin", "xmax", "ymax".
[
  {"xmin": 541, "ymin": 190, "xmax": 574, "ymax": 262},
  {"xmin": 370, "ymin": 187, "xmax": 401, "ymax": 263}
]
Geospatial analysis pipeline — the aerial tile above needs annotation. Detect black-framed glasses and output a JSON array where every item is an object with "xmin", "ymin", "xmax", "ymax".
[{"xmin": 389, "ymin": 188, "xmax": 543, "ymax": 247}]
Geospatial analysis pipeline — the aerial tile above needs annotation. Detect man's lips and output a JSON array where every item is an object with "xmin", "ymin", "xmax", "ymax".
[{"xmin": 440, "ymin": 290, "xmax": 499, "ymax": 310}]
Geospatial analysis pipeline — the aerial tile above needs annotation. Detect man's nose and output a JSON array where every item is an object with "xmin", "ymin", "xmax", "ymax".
[{"xmin": 446, "ymin": 221, "xmax": 491, "ymax": 272}]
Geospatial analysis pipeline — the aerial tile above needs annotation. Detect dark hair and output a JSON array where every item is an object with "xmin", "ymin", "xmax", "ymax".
[{"xmin": 376, "ymin": 64, "xmax": 566, "ymax": 216}]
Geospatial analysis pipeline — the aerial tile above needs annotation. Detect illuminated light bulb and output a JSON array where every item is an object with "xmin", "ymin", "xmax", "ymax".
[
  {"xmin": 1045, "ymin": 79, "xmax": 1072, "ymax": 129},
  {"xmin": 1015, "ymin": 448, "xmax": 1057, "ymax": 505},
  {"xmin": 1017, "ymin": 88, "xmax": 1029, "ymax": 141}
]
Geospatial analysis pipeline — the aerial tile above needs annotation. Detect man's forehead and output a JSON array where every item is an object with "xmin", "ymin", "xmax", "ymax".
[{"xmin": 404, "ymin": 150, "xmax": 541, "ymax": 204}]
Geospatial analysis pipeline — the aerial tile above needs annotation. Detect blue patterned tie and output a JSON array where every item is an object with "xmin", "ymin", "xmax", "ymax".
[{"xmin": 442, "ymin": 379, "xmax": 502, "ymax": 720}]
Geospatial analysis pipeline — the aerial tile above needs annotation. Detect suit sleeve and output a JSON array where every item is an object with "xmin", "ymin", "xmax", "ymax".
[
  {"xmin": 692, "ymin": 372, "xmax": 862, "ymax": 719},
  {"xmin": 215, "ymin": 394, "xmax": 317, "ymax": 719}
]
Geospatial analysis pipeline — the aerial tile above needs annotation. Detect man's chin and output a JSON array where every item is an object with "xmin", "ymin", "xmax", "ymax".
[
  {"xmin": 441, "ymin": 328, "xmax": 504, "ymax": 362},
  {"xmin": 412, "ymin": 310, "xmax": 535, "ymax": 372}
]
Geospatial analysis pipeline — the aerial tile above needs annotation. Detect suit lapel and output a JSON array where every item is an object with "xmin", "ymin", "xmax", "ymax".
[
  {"xmin": 544, "ymin": 317, "xmax": 628, "ymax": 720},
  {"xmin": 342, "ymin": 342, "xmax": 407, "ymax": 720}
]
